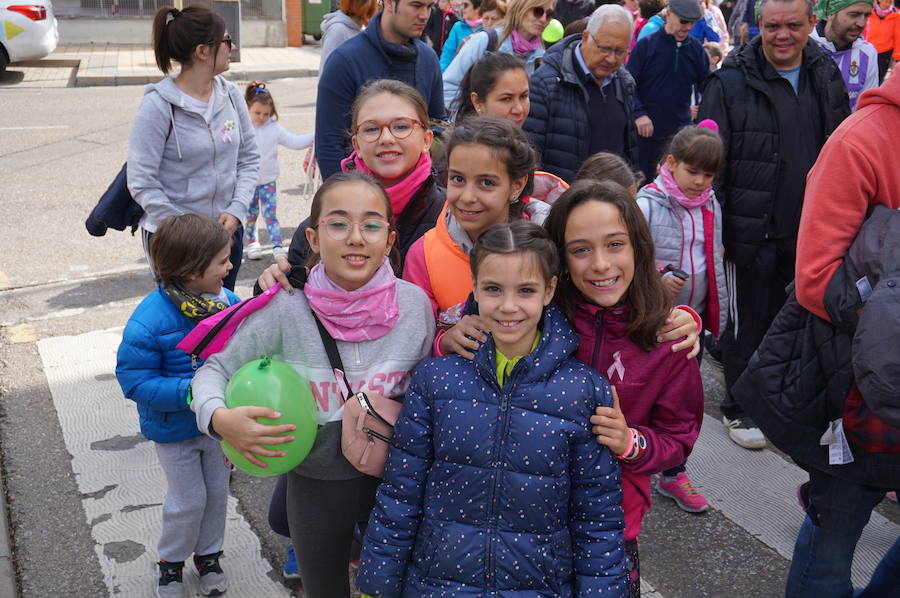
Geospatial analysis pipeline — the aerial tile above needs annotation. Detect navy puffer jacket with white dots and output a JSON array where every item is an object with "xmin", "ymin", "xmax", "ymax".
[{"xmin": 358, "ymin": 302, "xmax": 627, "ymax": 597}]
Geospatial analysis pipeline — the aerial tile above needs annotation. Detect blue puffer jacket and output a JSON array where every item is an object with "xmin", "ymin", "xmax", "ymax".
[
  {"xmin": 116, "ymin": 286, "xmax": 240, "ymax": 443},
  {"xmin": 358, "ymin": 302, "xmax": 626, "ymax": 597}
]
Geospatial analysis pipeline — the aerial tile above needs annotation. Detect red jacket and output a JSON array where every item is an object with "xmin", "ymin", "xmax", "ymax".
[
  {"xmin": 572, "ymin": 300, "xmax": 704, "ymax": 540},
  {"xmin": 796, "ymin": 73, "xmax": 900, "ymax": 454}
]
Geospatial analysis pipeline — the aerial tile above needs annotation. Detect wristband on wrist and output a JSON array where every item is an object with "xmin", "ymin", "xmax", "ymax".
[{"xmin": 617, "ymin": 428, "xmax": 637, "ymax": 460}]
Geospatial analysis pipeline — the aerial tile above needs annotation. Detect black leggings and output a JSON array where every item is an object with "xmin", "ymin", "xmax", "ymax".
[{"xmin": 286, "ymin": 472, "xmax": 381, "ymax": 598}]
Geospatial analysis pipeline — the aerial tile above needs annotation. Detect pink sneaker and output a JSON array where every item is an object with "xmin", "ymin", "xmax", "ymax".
[{"xmin": 656, "ymin": 472, "xmax": 710, "ymax": 513}]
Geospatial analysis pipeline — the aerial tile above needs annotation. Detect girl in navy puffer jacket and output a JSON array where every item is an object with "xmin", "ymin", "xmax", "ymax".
[
  {"xmin": 116, "ymin": 214, "xmax": 240, "ymax": 596},
  {"xmin": 358, "ymin": 221, "xmax": 626, "ymax": 598}
]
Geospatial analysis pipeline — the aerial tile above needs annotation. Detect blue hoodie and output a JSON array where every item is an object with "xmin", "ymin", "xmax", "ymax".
[{"xmin": 315, "ymin": 11, "xmax": 447, "ymax": 179}]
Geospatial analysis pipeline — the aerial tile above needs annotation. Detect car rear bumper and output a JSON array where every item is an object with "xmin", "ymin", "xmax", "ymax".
[{"xmin": 6, "ymin": 17, "xmax": 58, "ymax": 63}]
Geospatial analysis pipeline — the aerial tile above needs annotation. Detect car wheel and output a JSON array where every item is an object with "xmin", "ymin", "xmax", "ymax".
[{"xmin": 0, "ymin": 45, "xmax": 8, "ymax": 74}]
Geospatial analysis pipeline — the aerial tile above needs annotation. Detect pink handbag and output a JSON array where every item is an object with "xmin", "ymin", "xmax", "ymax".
[{"xmin": 341, "ymin": 391, "xmax": 402, "ymax": 478}]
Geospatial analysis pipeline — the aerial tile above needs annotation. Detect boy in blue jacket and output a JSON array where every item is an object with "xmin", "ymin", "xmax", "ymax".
[{"xmin": 116, "ymin": 214, "xmax": 240, "ymax": 598}]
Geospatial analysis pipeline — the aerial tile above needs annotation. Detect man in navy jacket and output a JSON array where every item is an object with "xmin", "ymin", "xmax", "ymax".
[
  {"xmin": 315, "ymin": 0, "xmax": 447, "ymax": 178},
  {"xmin": 626, "ymin": 0, "xmax": 710, "ymax": 181}
]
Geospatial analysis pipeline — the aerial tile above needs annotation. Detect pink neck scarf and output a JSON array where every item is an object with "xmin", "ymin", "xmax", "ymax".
[
  {"xmin": 340, "ymin": 151, "xmax": 433, "ymax": 215},
  {"xmin": 875, "ymin": 4, "xmax": 893, "ymax": 17},
  {"xmin": 304, "ymin": 257, "xmax": 400, "ymax": 342},
  {"xmin": 510, "ymin": 28, "xmax": 541, "ymax": 55},
  {"xmin": 659, "ymin": 163, "xmax": 712, "ymax": 209},
  {"xmin": 466, "ymin": 18, "xmax": 483, "ymax": 27}
]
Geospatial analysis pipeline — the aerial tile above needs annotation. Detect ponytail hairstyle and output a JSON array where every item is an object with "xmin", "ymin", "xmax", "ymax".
[
  {"xmin": 445, "ymin": 116, "xmax": 537, "ymax": 218},
  {"xmin": 245, "ymin": 80, "xmax": 278, "ymax": 120},
  {"xmin": 305, "ymin": 171, "xmax": 394, "ymax": 269},
  {"xmin": 544, "ymin": 180, "xmax": 670, "ymax": 350},
  {"xmin": 574, "ymin": 152, "xmax": 644, "ymax": 192},
  {"xmin": 665, "ymin": 123, "xmax": 725, "ymax": 174},
  {"xmin": 454, "ymin": 51, "xmax": 527, "ymax": 119},
  {"xmin": 470, "ymin": 220, "xmax": 559, "ymax": 285},
  {"xmin": 152, "ymin": 5, "xmax": 226, "ymax": 74}
]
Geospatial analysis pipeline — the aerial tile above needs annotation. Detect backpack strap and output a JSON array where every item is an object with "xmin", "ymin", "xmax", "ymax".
[
  {"xmin": 486, "ymin": 28, "xmax": 499, "ymax": 52},
  {"xmin": 311, "ymin": 311, "xmax": 353, "ymax": 401}
]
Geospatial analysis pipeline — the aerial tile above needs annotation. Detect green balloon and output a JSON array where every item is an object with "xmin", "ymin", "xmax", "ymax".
[
  {"xmin": 222, "ymin": 357, "xmax": 318, "ymax": 477},
  {"xmin": 542, "ymin": 19, "xmax": 564, "ymax": 44}
]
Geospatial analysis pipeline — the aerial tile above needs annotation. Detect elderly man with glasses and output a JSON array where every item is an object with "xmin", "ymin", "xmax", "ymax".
[
  {"xmin": 524, "ymin": 3, "xmax": 639, "ymax": 182},
  {"xmin": 626, "ymin": 0, "xmax": 710, "ymax": 182}
]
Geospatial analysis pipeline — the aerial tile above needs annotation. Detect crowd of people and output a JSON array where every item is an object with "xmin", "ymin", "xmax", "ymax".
[{"xmin": 116, "ymin": 0, "xmax": 899, "ymax": 596}]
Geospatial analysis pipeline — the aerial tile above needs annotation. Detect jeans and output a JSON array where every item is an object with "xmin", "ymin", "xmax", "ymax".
[
  {"xmin": 785, "ymin": 468, "xmax": 887, "ymax": 598},
  {"xmin": 856, "ymin": 536, "xmax": 900, "ymax": 598}
]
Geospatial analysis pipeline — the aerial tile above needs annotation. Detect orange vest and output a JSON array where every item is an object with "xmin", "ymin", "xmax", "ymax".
[{"xmin": 423, "ymin": 205, "xmax": 472, "ymax": 312}]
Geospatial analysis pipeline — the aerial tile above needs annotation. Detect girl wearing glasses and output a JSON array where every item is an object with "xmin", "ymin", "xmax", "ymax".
[
  {"xmin": 259, "ymin": 80, "xmax": 444, "ymax": 291},
  {"xmin": 443, "ymin": 0, "xmax": 556, "ymax": 112},
  {"xmin": 128, "ymin": 5, "xmax": 259, "ymax": 291},
  {"xmin": 191, "ymin": 171, "xmax": 436, "ymax": 598}
]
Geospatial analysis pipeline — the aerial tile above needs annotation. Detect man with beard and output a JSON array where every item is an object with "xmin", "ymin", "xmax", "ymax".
[
  {"xmin": 316, "ymin": 0, "xmax": 447, "ymax": 178},
  {"xmin": 810, "ymin": 0, "xmax": 879, "ymax": 110}
]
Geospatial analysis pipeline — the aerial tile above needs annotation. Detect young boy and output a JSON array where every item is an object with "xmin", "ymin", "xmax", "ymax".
[{"xmin": 116, "ymin": 213, "xmax": 240, "ymax": 598}]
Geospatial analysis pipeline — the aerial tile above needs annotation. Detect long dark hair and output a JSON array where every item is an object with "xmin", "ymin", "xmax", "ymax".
[
  {"xmin": 543, "ymin": 180, "xmax": 670, "ymax": 350},
  {"xmin": 454, "ymin": 51, "xmax": 527, "ymax": 120},
  {"xmin": 470, "ymin": 220, "xmax": 559, "ymax": 284},
  {"xmin": 152, "ymin": 5, "xmax": 226, "ymax": 74}
]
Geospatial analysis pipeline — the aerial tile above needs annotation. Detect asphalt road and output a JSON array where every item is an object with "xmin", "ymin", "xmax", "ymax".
[{"xmin": 0, "ymin": 79, "xmax": 898, "ymax": 598}]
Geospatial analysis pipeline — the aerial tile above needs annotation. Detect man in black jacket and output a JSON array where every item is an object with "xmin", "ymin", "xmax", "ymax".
[
  {"xmin": 525, "ymin": 4, "xmax": 639, "ymax": 181},
  {"xmin": 697, "ymin": 0, "xmax": 850, "ymax": 449}
]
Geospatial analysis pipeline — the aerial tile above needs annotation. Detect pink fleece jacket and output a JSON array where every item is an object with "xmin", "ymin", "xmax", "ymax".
[{"xmin": 572, "ymin": 300, "xmax": 704, "ymax": 541}]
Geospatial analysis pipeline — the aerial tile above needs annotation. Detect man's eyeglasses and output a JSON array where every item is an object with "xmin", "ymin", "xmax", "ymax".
[
  {"xmin": 353, "ymin": 118, "xmax": 425, "ymax": 142},
  {"xmin": 531, "ymin": 6, "xmax": 555, "ymax": 20},
  {"xmin": 678, "ymin": 17, "xmax": 698, "ymax": 25},
  {"xmin": 588, "ymin": 35, "xmax": 629, "ymax": 59}
]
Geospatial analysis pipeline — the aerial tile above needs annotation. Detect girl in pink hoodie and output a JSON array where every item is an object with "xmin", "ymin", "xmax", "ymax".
[{"xmin": 544, "ymin": 180, "xmax": 704, "ymax": 598}]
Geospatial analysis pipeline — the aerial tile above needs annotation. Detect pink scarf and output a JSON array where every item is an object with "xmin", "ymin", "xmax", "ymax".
[
  {"xmin": 304, "ymin": 257, "xmax": 400, "ymax": 342},
  {"xmin": 466, "ymin": 18, "xmax": 483, "ymax": 27},
  {"xmin": 875, "ymin": 4, "xmax": 894, "ymax": 17},
  {"xmin": 340, "ymin": 151, "xmax": 433, "ymax": 215},
  {"xmin": 659, "ymin": 163, "xmax": 712, "ymax": 209},
  {"xmin": 510, "ymin": 29, "xmax": 541, "ymax": 55}
]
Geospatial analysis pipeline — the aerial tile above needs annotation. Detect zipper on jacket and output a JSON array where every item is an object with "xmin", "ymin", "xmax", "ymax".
[
  {"xmin": 207, "ymin": 123, "xmax": 219, "ymax": 216},
  {"xmin": 591, "ymin": 312, "xmax": 605, "ymax": 370},
  {"xmin": 355, "ymin": 343, "xmax": 361, "ymax": 365},
  {"xmin": 674, "ymin": 41, "xmax": 681, "ymax": 72}
]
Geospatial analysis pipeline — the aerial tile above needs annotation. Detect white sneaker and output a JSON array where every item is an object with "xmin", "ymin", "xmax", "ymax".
[
  {"xmin": 722, "ymin": 416, "xmax": 767, "ymax": 449},
  {"xmin": 272, "ymin": 245, "xmax": 287, "ymax": 260},
  {"xmin": 246, "ymin": 241, "xmax": 263, "ymax": 260}
]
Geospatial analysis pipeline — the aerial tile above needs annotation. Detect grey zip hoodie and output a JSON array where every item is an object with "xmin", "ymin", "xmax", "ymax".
[
  {"xmin": 320, "ymin": 10, "xmax": 362, "ymax": 70},
  {"xmin": 127, "ymin": 75, "xmax": 260, "ymax": 232},
  {"xmin": 190, "ymin": 279, "xmax": 436, "ymax": 480}
]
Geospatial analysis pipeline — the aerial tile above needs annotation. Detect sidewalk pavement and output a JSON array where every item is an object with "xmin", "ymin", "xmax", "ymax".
[{"xmin": 0, "ymin": 44, "xmax": 321, "ymax": 88}]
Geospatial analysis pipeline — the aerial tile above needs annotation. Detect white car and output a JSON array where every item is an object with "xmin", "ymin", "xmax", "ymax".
[{"xmin": 0, "ymin": 0, "xmax": 58, "ymax": 71}]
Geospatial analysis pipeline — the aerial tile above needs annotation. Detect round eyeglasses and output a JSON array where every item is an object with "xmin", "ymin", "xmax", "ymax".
[{"xmin": 353, "ymin": 118, "xmax": 425, "ymax": 143}]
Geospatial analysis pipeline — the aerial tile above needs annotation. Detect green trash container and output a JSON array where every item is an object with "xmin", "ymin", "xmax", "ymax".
[{"xmin": 302, "ymin": 0, "xmax": 331, "ymax": 40}]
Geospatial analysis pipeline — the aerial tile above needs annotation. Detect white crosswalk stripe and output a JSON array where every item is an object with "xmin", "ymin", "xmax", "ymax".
[{"xmin": 38, "ymin": 329, "xmax": 290, "ymax": 597}]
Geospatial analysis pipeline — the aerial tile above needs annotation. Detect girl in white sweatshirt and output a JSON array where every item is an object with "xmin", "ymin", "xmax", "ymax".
[{"xmin": 244, "ymin": 81, "xmax": 314, "ymax": 260}]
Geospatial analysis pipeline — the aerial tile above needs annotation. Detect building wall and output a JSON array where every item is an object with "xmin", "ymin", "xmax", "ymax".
[{"xmin": 56, "ymin": 16, "xmax": 287, "ymax": 46}]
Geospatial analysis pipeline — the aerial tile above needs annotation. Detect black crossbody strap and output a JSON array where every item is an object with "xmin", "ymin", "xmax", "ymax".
[{"xmin": 311, "ymin": 311, "xmax": 352, "ymax": 400}]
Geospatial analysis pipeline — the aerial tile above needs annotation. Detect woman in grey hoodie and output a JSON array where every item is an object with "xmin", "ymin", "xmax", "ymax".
[
  {"xmin": 128, "ymin": 5, "xmax": 260, "ymax": 291},
  {"xmin": 319, "ymin": 0, "xmax": 379, "ymax": 69}
]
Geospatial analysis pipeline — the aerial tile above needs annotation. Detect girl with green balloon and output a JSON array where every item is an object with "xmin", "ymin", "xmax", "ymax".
[{"xmin": 190, "ymin": 171, "xmax": 436, "ymax": 597}]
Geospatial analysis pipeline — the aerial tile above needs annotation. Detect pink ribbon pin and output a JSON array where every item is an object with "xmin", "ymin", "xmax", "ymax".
[{"xmin": 607, "ymin": 351, "xmax": 625, "ymax": 383}]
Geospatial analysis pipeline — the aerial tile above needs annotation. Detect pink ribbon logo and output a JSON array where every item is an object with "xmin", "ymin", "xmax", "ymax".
[{"xmin": 607, "ymin": 351, "xmax": 625, "ymax": 383}]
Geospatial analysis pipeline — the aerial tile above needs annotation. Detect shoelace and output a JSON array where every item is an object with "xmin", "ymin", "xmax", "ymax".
[
  {"xmin": 678, "ymin": 480, "xmax": 701, "ymax": 497},
  {"xmin": 159, "ymin": 566, "xmax": 182, "ymax": 585},
  {"xmin": 195, "ymin": 556, "xmax": 223, "ymax": 576}
]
